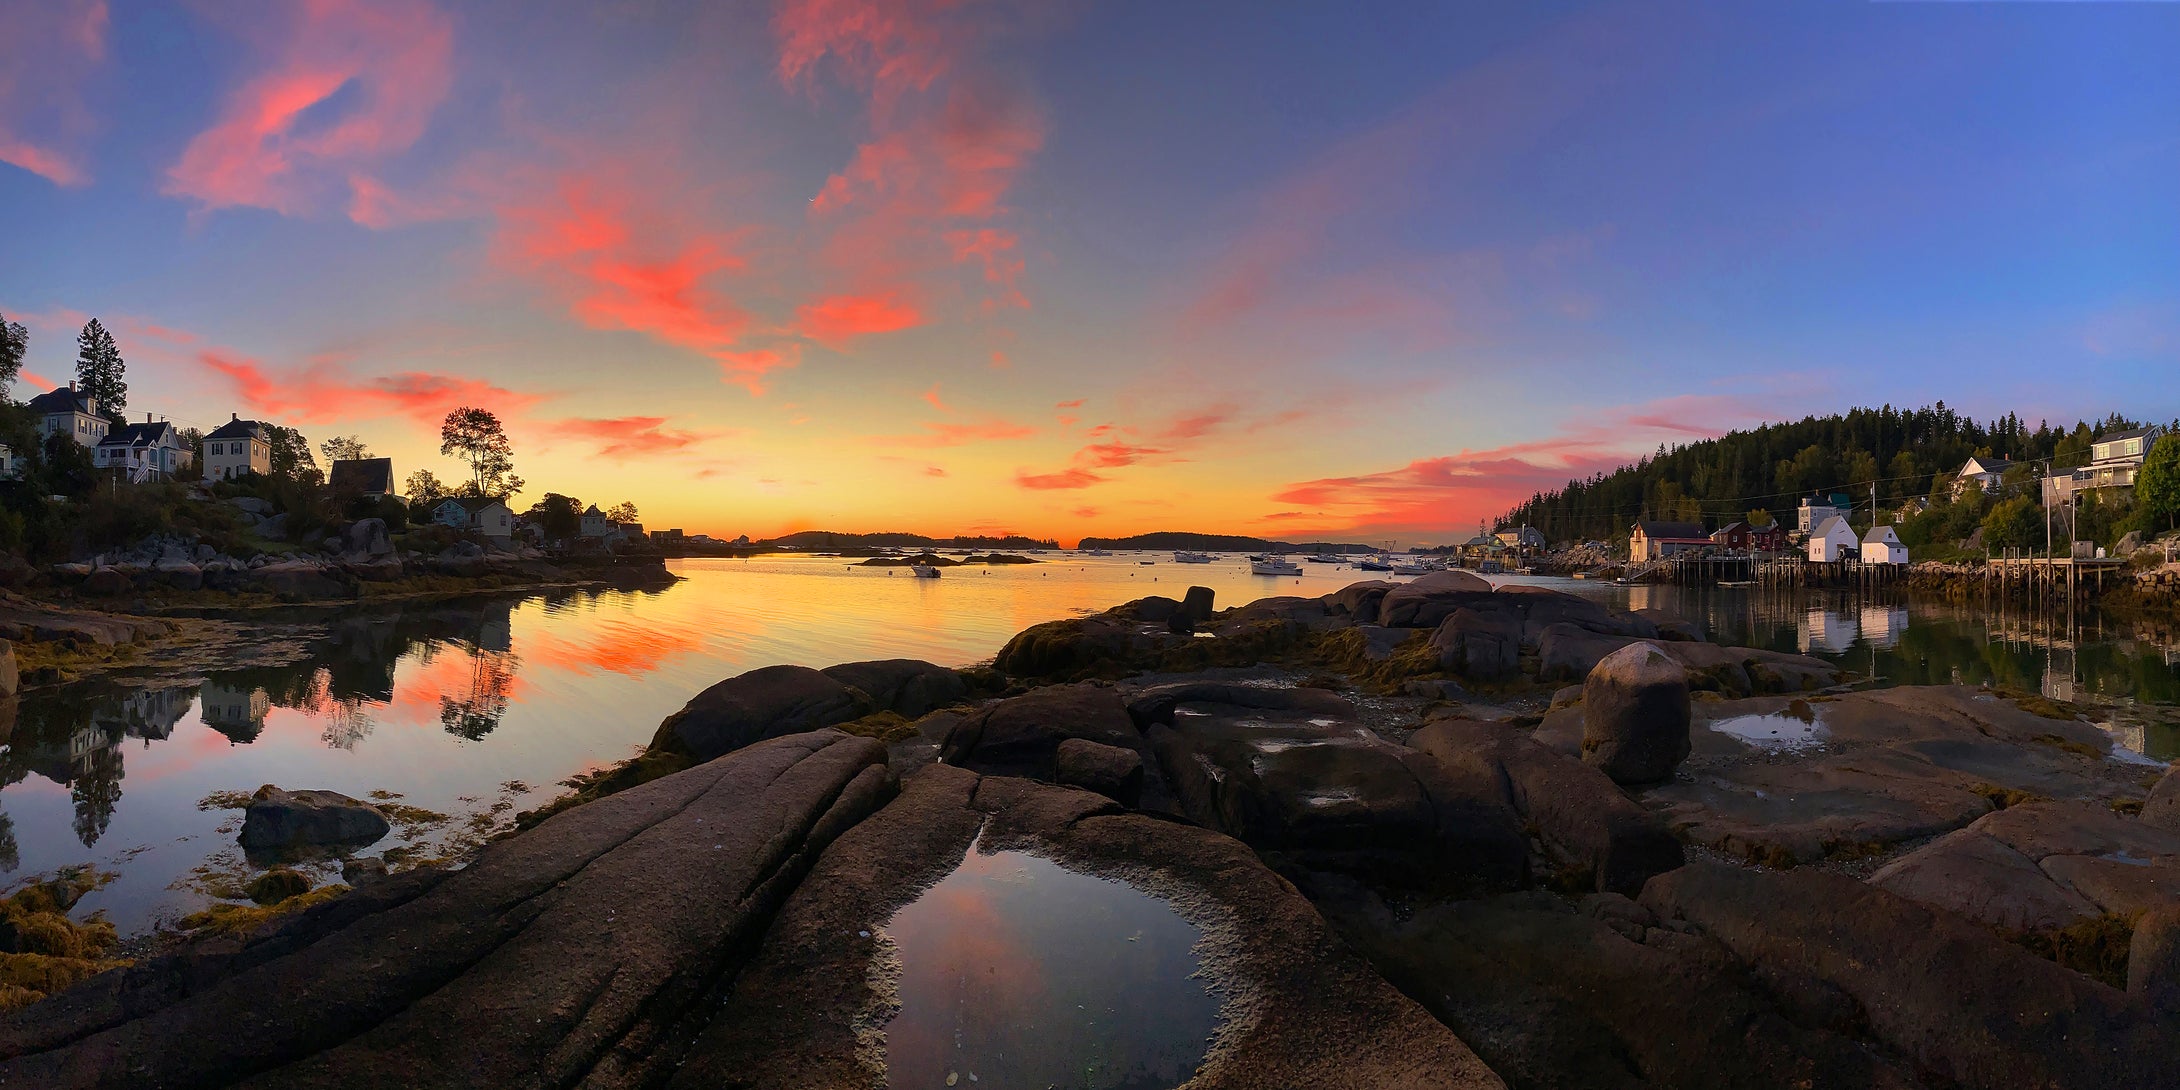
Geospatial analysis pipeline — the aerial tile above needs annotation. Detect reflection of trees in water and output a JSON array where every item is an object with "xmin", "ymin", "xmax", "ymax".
[
  {"xmin": 70, "ymin": 746, "xmax": 123, "ymax": 848},
  {"xmin": 0, "ymin": 811, "xmax": 19, "ymax": 873},
  {"xmin": 434, "ymin": 644, "xmax": 520, "ymax": 741}
]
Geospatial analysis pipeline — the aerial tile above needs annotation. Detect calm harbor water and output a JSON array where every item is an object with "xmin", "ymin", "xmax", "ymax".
[{"xmin": 2, "ymin": 554, "xmax": 2175, "ymax": 934}]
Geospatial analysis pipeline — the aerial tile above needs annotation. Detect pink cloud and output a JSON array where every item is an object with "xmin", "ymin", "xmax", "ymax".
[
  {"xmin": 1015, "ymin": 467, "xmax": 1105, "ymax": 490},
  {"xmin": 876, "ymin": 417, "xmax": 1038, "ymax": 449},
  {"xmin": 552, "ymin": 416, "xmax": 723, "ymax": 458},
  {"xmin": 797, "ymin": 291, "xmax": 924, "ymax": 346},
  {"xmin": 198, "ymin": 349, "xmax": 542, "ymax": 430},
  {"xmin": 0, "ymin": 0, "xmax": 107, "ymax": 186},
  {"xmin": 921, "ymin": 384, "xmax": 951, "ymax": 413},
  {"xmin": 163, "ymin": 0, "xmax": 455, "ymax": 218}
]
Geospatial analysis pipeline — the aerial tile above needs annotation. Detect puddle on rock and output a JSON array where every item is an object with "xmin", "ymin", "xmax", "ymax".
[
  {"xmin": 880, "ymin": 847, "xmax": 1222, "ymax": 1090},
  {"xmin": 1708, "ymin": 700, "xmax": 1828, "ymax": 752}
]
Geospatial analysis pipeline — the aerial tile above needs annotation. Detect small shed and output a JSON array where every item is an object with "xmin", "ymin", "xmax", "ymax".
[
  {"xmin": 1861, "ymin": 524, "xmax": 1908, "ymax": 565},
  {"xmin": 1807, "ymin": 516, "xmax": 1859, "ymax": 563}
]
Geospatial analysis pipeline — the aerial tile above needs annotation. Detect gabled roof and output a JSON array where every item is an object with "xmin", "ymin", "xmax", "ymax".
[
  {"xmin": 26, "ymin": 386, "xmax": 95, "ymax": 416},
  {"xmin": 329, "ymin": 457, "xmax": 394, "ymax": 493},
  {"xmin": 205, "ymin": 415, "xmax": 269, "ymax": 441},
  {"xmin": 2094, "ymin": 426, "xmax": 2159, "ymax": 444},
  {"xmin": 1710, "ymin": 521, "xmax": 1747, "ymax": 536},
  {"xmin": 1960, "ymin": 456, "xmax": 2014, "ymax": 475},
  {"xmin": 1812, "ymin": 515, "xmax": 1856, "ymax": 538},
  {"xmin": 96, "ymin": 421, "xmax": 180, "ymax": 448},
  {"xmin": 438, "ymin": 496, "xmax": 509, "ymax": 514},
  {"xmin": 1633, "ymin": 521, "xmax": 1708, "ymax": 540},
  {"xmin": 1863, "ymin": 524, "xmax": 1904, "ymax": 545},
  {"xmin": 582, "ymin": 505, "xmax": 605, "ymax": 517}
]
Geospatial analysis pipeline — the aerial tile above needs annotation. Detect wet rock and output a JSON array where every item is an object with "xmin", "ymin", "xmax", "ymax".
[
  {"xmin": 2129, "ymin": 903, "xmax": 2180, "ymax": 1015},
  {"xmin": 80, "ymin": 567, "xmax": 132, "ymax": 597},
  {"xmin": 1633, "ymin": 608, "xmax": 1704, "ymax": 642},
  {"xmin": 1413, "ymin": 718, "xmax": 1682, "ymax": 896},
  {"xmin": 1314, "ymin": 887, "xmax": 1923, "ymax": 1090},
  {"xmin": 1643, "ymin": 862, "xmax": 2177, "ymax": 1090},
  {"xmin": 254, "ymin": 562, "xmax": 352, "ymax": 601},
  {"xmin": 1053, "ymin": 737, "xmax": 1144, "ymax": 806},
  {"xmin": 1872, "ymin": 801, "xmax": 2180, "ymax": 928},
  {"xmin": 1146, "ymin": 690, "xmax": 1525, "ymax": 883},
  {"xmin": 940, "ymin": 682, "xmax": 1138, "ymax": 780},
  {"xmin": 0, "ymin": 731, "xmax": 890, "ymax": 1089},
  {"xmin": 685, "ymin": 763, "xmax": 1503, "ymax": 1090},
  {"xmin": 993, "ymin": 614, "xmax": 1145, "ymax": 679},
  {"xmin": 1376, "ymin": 570, "xmax": 1494, "ymax": 628},
  {"xmin": 1581, "ymin": 643, "xmax": 1691, "ymax": 785},
  {"xmin": 1535, "ymin": 623, "xmax": 1643, "ymax": 681},
  {"xmin": 341, "ymin": 857, "xmax": 389, "ymax": 886},
  {"xmin": 1215, "ymin": 595, "xmax": 1333, "ymax": 632},
  {"xmin": 817, "ymin": 659, "xmax": 967, "ymax": 718},
  {"xmin": 239, "ymin": 787, "xmax": 391, "ymax": 852},
  {"xmin": 1428, "ymin": 607, "xmax": 1523, "ymax": 679},
  {"xmin": 651, "ymin": 664, "xmax": 877, "ymax": 761},
  {"xmin": 246, "ymin": 868, "xmax": 313, "ymax": 905}
]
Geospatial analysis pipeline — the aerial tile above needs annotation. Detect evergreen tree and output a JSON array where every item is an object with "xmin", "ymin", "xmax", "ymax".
[
  {"xmin": 74, "ymin": 319, "xmax": 126, "ymax": 419},
  {"xmin": 0, "ymin": 310, "xmax": 26, "ymax": 399}
]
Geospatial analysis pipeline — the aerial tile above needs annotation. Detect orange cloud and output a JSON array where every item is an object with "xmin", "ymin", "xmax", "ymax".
[
  {"xmin": 199, "ymin": 350, "xmax": 542, "ymax": 430},
  {"xmin": 796, "ymin": 291, "xmax": 924, "ymax": 346},
  {"xmin": 163, "ymin": 0, "xmax": 454, "ymax": 218},
  {"xmin": 945, "ymin": 227, "xmax": 1026, "ymax": 310},
  {"xmin": 920, "ymin": 384, "xmax": 952, "ymax": 413},
  {"xmin": 877, "ymin": 417, "xmax": 1038, "ymax": 449},
  {"xmin": 552, "ymin": 416, "xmax": 723, "ymax": 458},
  {"xmin": 0, "ymin": 0, "xmax": 107, "ymax": 186},
  {"xmin": 1015, "ymin": 467, "xmax": 1105, "ymax": 490},
  {"xmin": 496, "ymin": 174, "xmax": 792, "ymax": 390}
]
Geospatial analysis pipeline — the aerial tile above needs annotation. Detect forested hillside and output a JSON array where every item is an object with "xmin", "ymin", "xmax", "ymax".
[{"xmin": 1497, "ymin": 404, "xmax": 2177, "ymax": 553}]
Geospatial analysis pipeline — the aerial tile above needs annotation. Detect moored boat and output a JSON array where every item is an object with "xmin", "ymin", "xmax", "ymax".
[
  {"xmin": 910, "ymin": 563, "xmax": 942, "ymax": 579},
  {"xmin": 1173, "ymin": 551, "xmax": 1214, "ymax": 564},
  {"xmin": 1251, "ymin": 557, "xmax": 1303, "ymax": 575}
]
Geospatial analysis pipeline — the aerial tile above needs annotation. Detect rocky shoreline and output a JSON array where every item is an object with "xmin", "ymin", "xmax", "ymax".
[{"xmin": 2, "ymin": 571, "xmax": 2175, "ymax": 1088}]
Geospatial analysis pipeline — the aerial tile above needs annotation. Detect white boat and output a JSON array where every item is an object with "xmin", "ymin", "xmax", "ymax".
[
  {"xmin": 1173, "ymin": 551, "xmax": 1214, "ymax": 564},
  {"xmin": 1389, "ymin": 561, "xmax": 1437, "ymax": 576},
  {"xmin": 909, "ymin": 563, "xmax": 942, "ymax": 579},
  {"xmin": 1080, "ymin": 548, "xmax": 1113, "ymax": 557},
  {"xmin": 1251, "ymin": 557, "xmax": 1303, "ymax": 576}
]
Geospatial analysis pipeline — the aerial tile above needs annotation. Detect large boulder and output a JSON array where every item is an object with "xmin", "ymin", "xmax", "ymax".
[
  {"xmin": 255, "ymin": 562, "xmax": 353, "ymax": 600},
  {"xmin": 992, "ymin": 614, "xmax": 1145, "ymax": 679},
  {"xmin": 80, "ymin": 567, "xmax": 132, "ymax": 596},
  {"xmin": 1412, "ymin": 718, "xmax": 1683, "ymax": 896},
  {"xmin": 1492, "ymin": 584, "xmax": 1655, "ymax": 644},
  {"xmin": 1144, "ymin": 688, "xmax": 1525, "ymax": 882},
  {"xmin": 151, "ymin": 558, "xmax": 203, "ymax": 591},
  {"xmin": 2144, "ymin": 767, "xmax": 2180, "ymax": 833},
  {"xmin": 1320, "ymin": 580, "xmax": 1396, "ymax": 625},
  {"xmin": 1581, "ymin": 643, "xmax": 1691, "ymax": 784},
  {"xmin": 1428, "ymin": 607, "xmax": 1523, "ymax": 680},
  {"xmin": 1643, "ymin": 862, "xmax": 2178, "ymax": 1090},
  {"xmin": 2130, "ymin": 903, "xmax": 2180, "ymax": 1015},
  {"xmin": 651, "ymin": 665, "xmax": 877, "ymax": 761},
  {"xmin": 1178, "ymin": 585, "xmax": 1216, "ymax": 625},
  {"xmin": 817, "ymin": 659, "xmax": 967, "ymax": 719},
  {"xmin": 238, "ymin": 786, "xmax": 391, "ymax": 852},
  {"xmin": 939, "ymin": 682, "xmax": 1139, "ymax": 780},
  {"xmin": 1535, "ymin": 623, "xmax": 1644, "ymax": 681},
  {"xmin": 1376, "ymin": 570, "xmax": 1494, "ymax": 628},
  {"xmin": 1052, "ymin": 738, "xmax": 1144, "ymax": 806},
  {"xmin": 345, "ymin": 518, "xmax": 394, "ymax": 559}
]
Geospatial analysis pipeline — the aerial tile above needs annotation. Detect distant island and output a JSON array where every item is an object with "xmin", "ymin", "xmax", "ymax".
[
  {"xmin": 762, "ymin": 531, "xmax": 1061, "ymax": 551},
  {"xmin": 1074, "ymin": 532, "xmax": 1379, "ymax": 553}
]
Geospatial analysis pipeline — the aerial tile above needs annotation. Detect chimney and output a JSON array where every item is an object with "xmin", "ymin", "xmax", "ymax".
[
  {"xmin": 231, "ymin": 413, "xmax": 239, "ymax": 422},
  {"xmin": 69, "ymin": 381, "xmax": 77, "ymax": 392}
]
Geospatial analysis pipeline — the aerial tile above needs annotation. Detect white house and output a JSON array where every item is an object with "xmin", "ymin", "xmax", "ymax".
[
  {"xmin": 1955, "ymin": 455, "xmax": 2014, "ymax": 496},
  {"xmin": 1861, "ymin": 524, "xmax": 1908, "ymax": 565},
  {"xmin": 1797, "ymin": 494, "xmax": 1849, "ymax": 534},
  {"xmin": 1807, "ymin": 515, "xmax": 1860, "ymax": 562},
  {"xmin": 436, "ymin": 497, "xmax": 514, "ymax": 541},
  {"xmin": 579, "ymin": 504, "xmax": 613, "ymax": 538},
  {"xmin": 0, "ymin": 443, "xmax": 17, "ymax": 480},
  {"xmin": 203, "ymin": 415, "xmax": 273, "ymax": 480},
  {"xmin": 199, "ymin": 683, "xmax": 271, "ymax": 743},
  {"xmin": 95, "ymin": 418, "xmax": 194, "ymax": 482},
  {"xmin": 26, "ymin": 384, "xmax": 108, "ymax": 448}
]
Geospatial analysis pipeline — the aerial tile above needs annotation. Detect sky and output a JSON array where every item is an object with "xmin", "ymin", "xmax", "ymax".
[{"xmin": 1, "ymin": 0, "xmax": 2176, "ymax": 547}]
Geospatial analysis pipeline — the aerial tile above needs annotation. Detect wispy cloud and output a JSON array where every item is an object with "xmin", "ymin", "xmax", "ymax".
[
  {"xmin": 0, "ymin": 0, "xmax": 107, "ymax": 186},
  {"xmin": 551, "ymin": 416, "xmax": 726, "ymax": 458},
  {"xmin": 163, "ymin": 0, "xmax": 454, "ymax": 218}
]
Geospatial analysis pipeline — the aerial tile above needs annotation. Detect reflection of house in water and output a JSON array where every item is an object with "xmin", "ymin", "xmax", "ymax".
[
  {"xmin": 1857, "ymin": 605, "xmax": 1908, "ymax": 650},
  {"xmin": 92, "ymin": 686, "xmax": 193, "ymax": 743},
  {"xmin": 1799, "ymin": 608, "xmax": 1858, "ymax": 654},
  {"xmin": 200, "ymin": 683, "xmax": 273, "ymax": 744}
]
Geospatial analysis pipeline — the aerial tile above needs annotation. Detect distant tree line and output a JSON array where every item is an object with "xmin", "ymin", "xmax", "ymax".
[{"xmin": 1497, "ymin": 403, "xmax": 2179, "ymax": 549}]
